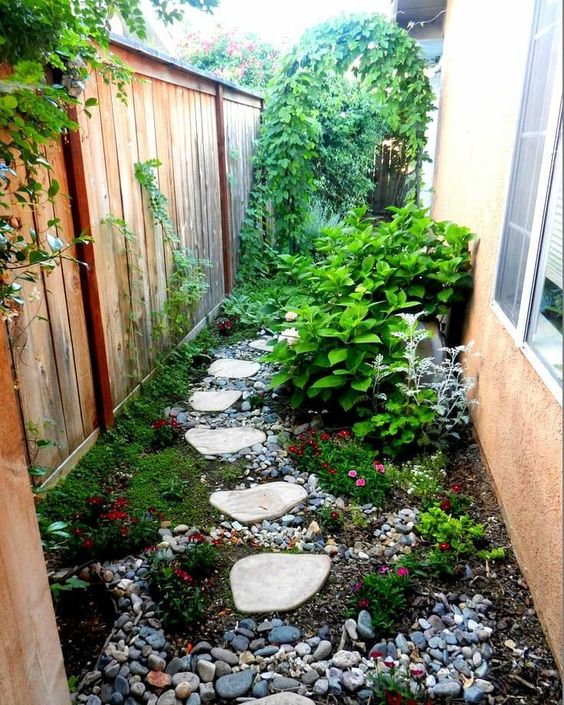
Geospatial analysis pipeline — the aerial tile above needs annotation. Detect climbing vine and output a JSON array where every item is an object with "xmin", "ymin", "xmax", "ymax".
[
  {"xmin": 0, "ymin": 0, "xmax": 217, "ymax": 320},
  {"xmin": 241, "ymin": 13, "xmax": 434, "ymax": 266}
]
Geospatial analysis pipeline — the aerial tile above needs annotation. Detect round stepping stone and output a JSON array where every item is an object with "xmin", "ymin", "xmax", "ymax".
[
  {"xmin": 230, "ymin": 554, "xmax": 331, "ymax": 613},
  {"xmin": 208, "ymin": 358, "xmax": 260, "ymax": 378},
  {"xmin": 251, "ymin": 695, "xmax": 315, "ymax": 705},
  {"xmin": 248, "ymin": 338, "xmax": 275, "ymax": 352},
  {"xmin": 210, "ymin": 483, "xmax": 307, "ymax": 523},
  {"xmin": 185, "ymin": 427, "xmax": 266, "ymax": 455},
  {"xmin": 189, "ymin": 390, "xmax": 242, "ymax": 412}
]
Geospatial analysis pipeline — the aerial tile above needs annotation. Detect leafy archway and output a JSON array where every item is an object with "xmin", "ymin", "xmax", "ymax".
[{"xmin": 241, "ymin": 13, "xmax": 434, "ymax": 266}]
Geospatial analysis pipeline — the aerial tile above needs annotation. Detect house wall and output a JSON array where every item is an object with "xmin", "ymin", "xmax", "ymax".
[{"xmin": 432, "ymin": 0, "xmax": 562, "ymax": 668}]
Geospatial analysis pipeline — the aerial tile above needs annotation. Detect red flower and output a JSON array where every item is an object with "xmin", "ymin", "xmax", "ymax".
[
  {"xmin": 287, "ymin": 445, "xmax": 298, "ymax": 454},
  {"xmin": 358, "ymin": 598, "xmax": 370, "ymax": 608},
  {"xmin": 336, "ymin": 429, "xmax": 351, "ymax": 439},
  {"xmin": 330, "ymin": 511, "xmax": 340, "ymax": 520},
  {"xmin": 451, "ymin": 483, "xmax": 463, "ymax": 493},
  {"xmin": 120, "ymin": 526, "xmax": 129, "ymax": 536},
  {"xmin": 82, "ymin": 538, "xmax": 95, "ymax": 550},
  {"xmin": 188, "ymin": 532, "xmax": 206, "ymax": 543},
  {"xmin": 87, "ymin": 496, "xmax": 104, "ymax": 505},
  {"xmin": 319, "ymin": 432, "xmax": 331, "ymax": 441},
  {"xmin": 440, "ymin": 498, "xmax": 452, "ymax": 511},
  {"xmin": 72, "ymin": 527, "xmax": 83, "ymax": 536},
  {"xmin": 174, "ymin": 568, "xmax": 194, "ymax": 584},
  {"xmin": 439, "ymin": 542, "xmax": 451, "ymax": 551},
  {"xmin": 385, "ymin": 692, "xmax": 403, "ymax": 705},
  {"xmin": 328, "ymin": 468, "xmax": 337, "ymax": 475},
  {"xmin": 370, "ymin": 650, "xmax": 383, "ymax": 659}
]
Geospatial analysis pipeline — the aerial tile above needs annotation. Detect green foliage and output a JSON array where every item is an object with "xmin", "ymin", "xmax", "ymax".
[
  {"xmin": 222, "ymin": 275, "xmax": 310, "ymax": 330},
  {"xmin": 179, "ymin": 27, "xmax": 278, "ymax": 91},
  {"xmin": 287, "ymin": 430, "xmax": 390, "ymax": 506},
  {"xmin": 242, "ymin": 12, "xmax": 434, "ymax": 258},
  {"xmin": 267, "ymin": 205, "xmax": 473, "ymax": 444},
  {"xmin": 50, "ymin": 575, "xmax": 89, "ymax": 601},
  {"xmin": 370, "ymin": 669, "xmax": 430, "ymax": 705},
  {"xmin": 37, "ymin": 516, "xmax": 70, "ymax": 550},
  {"xmin": 147, "ymin": 536, "xmax": 218, "ymax": 629},
  {"xmin": 312, "ymin": 75, "xmax": 387, "ymax": 215},
  {"xmin": 0, "ymin": 0, "xmax": 215, "ymax": 318},
  {"xmin": 317, "ymin": 505, "xmax": 345, "ymax": 533},
  {"xmin": 352, "ymin": 566, "xmax": 411, "ymax": 634},
  {"xmin": 135, "ymin": 160, "xmax": 210, "ymax": 340},
  {"xmin": 388, "ymin": 452, "xmax": 447, "ymax": 505}
]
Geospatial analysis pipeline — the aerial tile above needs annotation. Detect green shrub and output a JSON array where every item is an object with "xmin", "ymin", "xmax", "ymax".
[
  {"xmin": 287, "ymin": 430, "xmax": 390, "ymax": 506},
  {"xmin": 388, "ymin": 452, "xmax": 447, "ymax": 505},
  {"xmin": 317, "ymin": 505, "xmax": 345, "ymax": 533},
  {"xmin": 352, "ymin": 565, "xmax": 411, "ymax": 634},
  {"xmin": 147, "ymin": 535, "xmax": 219, "ymax": 629}
]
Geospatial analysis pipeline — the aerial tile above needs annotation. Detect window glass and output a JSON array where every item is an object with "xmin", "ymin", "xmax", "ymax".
[
  {"xmin": 527, "ymin": 132, "xmax": 563, "ymax": 383},
  {"xmin": 495, "ymin": 1, "xmax": 561, "ymax": 323}
]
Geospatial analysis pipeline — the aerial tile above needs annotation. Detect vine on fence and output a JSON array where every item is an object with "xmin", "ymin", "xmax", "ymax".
[
  {"xmin": 240, "ymin": 13, "xmax": 434, "ymax": 268},
  {"xmin": 0, "ymin": 0, "xmax": 217, "ymax": 320}
]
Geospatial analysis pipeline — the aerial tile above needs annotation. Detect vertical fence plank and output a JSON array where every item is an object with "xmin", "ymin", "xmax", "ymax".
[{"xmin": 215, "ymin": 85, "xmax": 232, "ymax": 294}]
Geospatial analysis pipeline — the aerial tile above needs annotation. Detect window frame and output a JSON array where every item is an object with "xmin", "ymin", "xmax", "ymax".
[{"xmin": 492, "ymin": 1, "xmax": 563, "ymax": 403}]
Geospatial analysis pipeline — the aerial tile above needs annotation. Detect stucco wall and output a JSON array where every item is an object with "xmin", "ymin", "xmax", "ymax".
[{"xmin": 432, "ymin": 0, "xmax": 563, "ymax": 668}]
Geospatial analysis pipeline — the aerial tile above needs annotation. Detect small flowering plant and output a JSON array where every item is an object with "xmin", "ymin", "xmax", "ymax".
[
  {"xmin": 351, "ymin": 564, "xmax": 411, "ymax": 634},
  {"xmin": 433, "ymin": 483, "xmax": 472, "ymax": 517},
  {"xmin": 369, "ymin": 667, "xmax": 432, "ymax": 705},
  {"xmin": 147, "ymin": 533, "xmax": 219, "ymax": 629},
  {"xmin": 151, "ymin": 416, "xmax": 181, "ymax": 449},
  {"xmin": 68, "ymin": 490, "xmax": 159, "ymax": 560},
  {"xmin": 318, "ymin": 505, "xmax": 345, "ymax": 533},
  {"xmin": 216, "ymin": 316, "xmax": 236, "ymax": 336},
  {"xmin": 287, "ymin": 430, "xmax": 390, "ymax": 506}
]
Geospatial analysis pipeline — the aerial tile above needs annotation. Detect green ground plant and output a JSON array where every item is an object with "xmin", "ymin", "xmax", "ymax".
[
  {"xmin": 287, "ymin": 430, "xmax": 390, "ymax": 506},
  {"xmin": 388, "ymin": 452, "xmax": 447, "ymax": 505},
  {"xmin": 147, "ymin": 535, "xmax": 219, "ymax": 629},
  {"xmin": 351, "ymin": 565, "xmax": 411, "ymax": 634},
  {"xmin": 317, "ymin": 505, "xmax": 345, "ymax": 533}
]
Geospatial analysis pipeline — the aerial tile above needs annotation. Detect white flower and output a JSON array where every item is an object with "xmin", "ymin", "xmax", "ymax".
[
  {"xmin": 284, "ymin": 311, "xmax": 298, "ymax": 322},
  {"xmin": 278, "ymin": 327, "xmax": 300, "ymax": 346}
]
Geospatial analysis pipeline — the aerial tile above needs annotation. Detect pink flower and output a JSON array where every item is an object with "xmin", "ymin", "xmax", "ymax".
[
  {"xmin": 353, "ymin": 581, "xmax": 363, "ymax": 592},
  {"xmin": 348, "ymin": 470, "xmax": 357, "ymax": 478},
  {"xmin": 378, "ymin": 565, "xmax": 390, "ymax": 574},
  {"xmin": 396, "ymin": 567, "xmax": 409, "ymax": 577},
  {"xmin": 356, "ymin": 478, "xmax": 366, "ymax": 487},
  {"xmin": 373, "ymin": 460, "xmax": 386, "ymax": 473},
  {"xmin": 358, "ymin": 598, "xmax": 370, "ymax": 608},
  {"xmin": 410, "ymin": 665, "xmax": 426, "ymax": 679}
]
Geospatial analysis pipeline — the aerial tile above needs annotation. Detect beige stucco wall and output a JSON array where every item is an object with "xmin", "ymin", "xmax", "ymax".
[{"xmin": 432, "ymin": 0, "xmax": 563, "ymax": 668}]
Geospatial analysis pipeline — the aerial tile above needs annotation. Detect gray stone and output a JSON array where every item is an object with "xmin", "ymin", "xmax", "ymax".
[
  {"xmin": 208, "ymin": 359, "xmax": 260, "ymax": 378},
  {"xmin": 432, "ymin": 680, "xmax": 462, "ymax": 698},
  {"xmin": 199, "ymin": 683, "xmax": 215, "ymax": 703},
  {"xmin": 331, "ymin": 650, "xmax": 360, "ymax": 669},
  {"xmin": 253, "ymin": 681, "xmax": 270, "ymax": 698},
  {"xmin": 189, "ymin": 390, "xmax": 242, "ymax": 411},
  {"xmin": 187, "ymin": 695, "xmax": 201, "ymax": 705},
  {"xmin": 268, "ymin": 626, "xmax": 301, "ymax": 645},
  {"xmin": 196, "ymin": 660, "xmax": 215, "ymax": 683},
  {"xmin": 210, "ymin": 483, "xmax": 307, "ymax": 524},
  {"xmin": 171, "ymin": 673, "xmax": 200, "ymax": 689},
  {"xmin": 342, "ymin": 668, "xmax": 364, "ymax": 692},
  {"xmin": 255, "ymin": 646, "xmax": 279, "ymax": 657},
  {"xmin": 251, "ymin": 695, "xmax": 315, "ymax": 705},
  {"xmin": 313, "ymin": 679, "xmax": 329, "ymax": 696},
  {"xmin": 357, "ymin": 611, "xmax": 375, "ymax": 640},
  {"xmin": 464, "ymin": 686, "xmax": 485, "ymax": 703},
  {"xmin": 230, "ymin": 554, "xmax": 331, "ymax": 613},
  {"xmin": 148, "ymin": 654, "xmax": 166, "ymax": 672},
  {"xmin": 210, "ymin": 648, "xmax": 239, "ymax": 666},
  {"xmin": 248, "ymin": 339, "xmax": 275, "ymax": 352},
  {"xmin": 113, "ymin": 675, "xmax": 129, "ymax": 696},
  {"xmin": 215, "ymin": 669, "xmax": 255, "ymax": 699},
  {"xmin": 186, "ymin": 427, "xmax": 266, "ymax": 456},
  {"xmin": 301, "ymin": 670, "xmax": 319, "ymax": 686},
  {"xmin": 231, "ymin": 635, "xmax": 250, "ymax": 652},
  {"xmin": 156, "ymin": 692, "xmax": 177, "ymax": 705},
  {"xmin": 312, "ymin": 640, "xmax": 332, "ymax": 661},
  {"xmin": 86, "ymin": 697, "xmax": 102, "ymax": 705},
  {"xmin": 214, "ymin": 661, "xmax": 232, "ymax": 678},
  {"xmin": 272, "ymin": 677, "xmax": 300, "ymax": 692}
]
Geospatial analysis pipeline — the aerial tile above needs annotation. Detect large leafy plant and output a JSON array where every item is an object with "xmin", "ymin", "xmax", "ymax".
[{"xmin": 268, "ymin": 205, "xmax": 473, "ymax": 420}]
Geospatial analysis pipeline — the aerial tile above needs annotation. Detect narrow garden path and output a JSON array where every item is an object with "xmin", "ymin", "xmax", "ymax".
[{"xmin": 76, "ymin": 334, "xmax": 551, "ymax": 705}]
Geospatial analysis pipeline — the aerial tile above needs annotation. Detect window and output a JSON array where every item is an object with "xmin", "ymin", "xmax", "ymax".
[{"xmin": 494, "ymin": 0, "xmax": 562, "ymax": 393}]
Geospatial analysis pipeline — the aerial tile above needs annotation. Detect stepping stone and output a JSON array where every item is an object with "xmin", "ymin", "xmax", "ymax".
[
  {"xmin": 230, "ymin": 554, "xmax": 331, "ymax": 613},
  {"xmin": 210, "ymin": 482, "xmax": 308, "ymax": 523},
  {"xmin": 189, "ymin": 390, "xmax": 242, "ymax": 412},
  {"xmin": 248, "ymin": 338, "xmax": 275, "ymax": 352},
  {"xmin": 208, "ymin": 358, "xmax": 260, "ymax": 378},
  {"xmin": 252, "ymin": 695, "xmax": 315, "ymax": 705},
  {"xmin": 185, "ymin": 427, "xmax": 266, "ymax": 455}
]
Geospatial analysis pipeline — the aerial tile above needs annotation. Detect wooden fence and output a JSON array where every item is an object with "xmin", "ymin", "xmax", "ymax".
[{"xmin": 3, "ymin": 38, "xmax": 262, "ymax": 485}]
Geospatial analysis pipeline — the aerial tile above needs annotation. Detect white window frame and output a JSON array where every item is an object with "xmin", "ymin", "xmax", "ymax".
[{"xmin": 492, "ymin": 3, "xmax": 563, "ymax": 403}]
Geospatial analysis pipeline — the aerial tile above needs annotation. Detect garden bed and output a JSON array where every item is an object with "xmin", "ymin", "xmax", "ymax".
[{"xmin": 41, "ymin": 326, "xmax": 561, "ymax": 705}]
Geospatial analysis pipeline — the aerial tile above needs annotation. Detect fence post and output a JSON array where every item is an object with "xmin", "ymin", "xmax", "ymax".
[
  {"xmin": 0, "ymin": 326, "xmax": 72, "ymax": 705},
  {"xmin": 63, "ymin": 109, "xmax": 114, "ymax": 428},
  {"xmin": 214, "ymin": 84, "xmax": 233, "ymax": 295}
]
